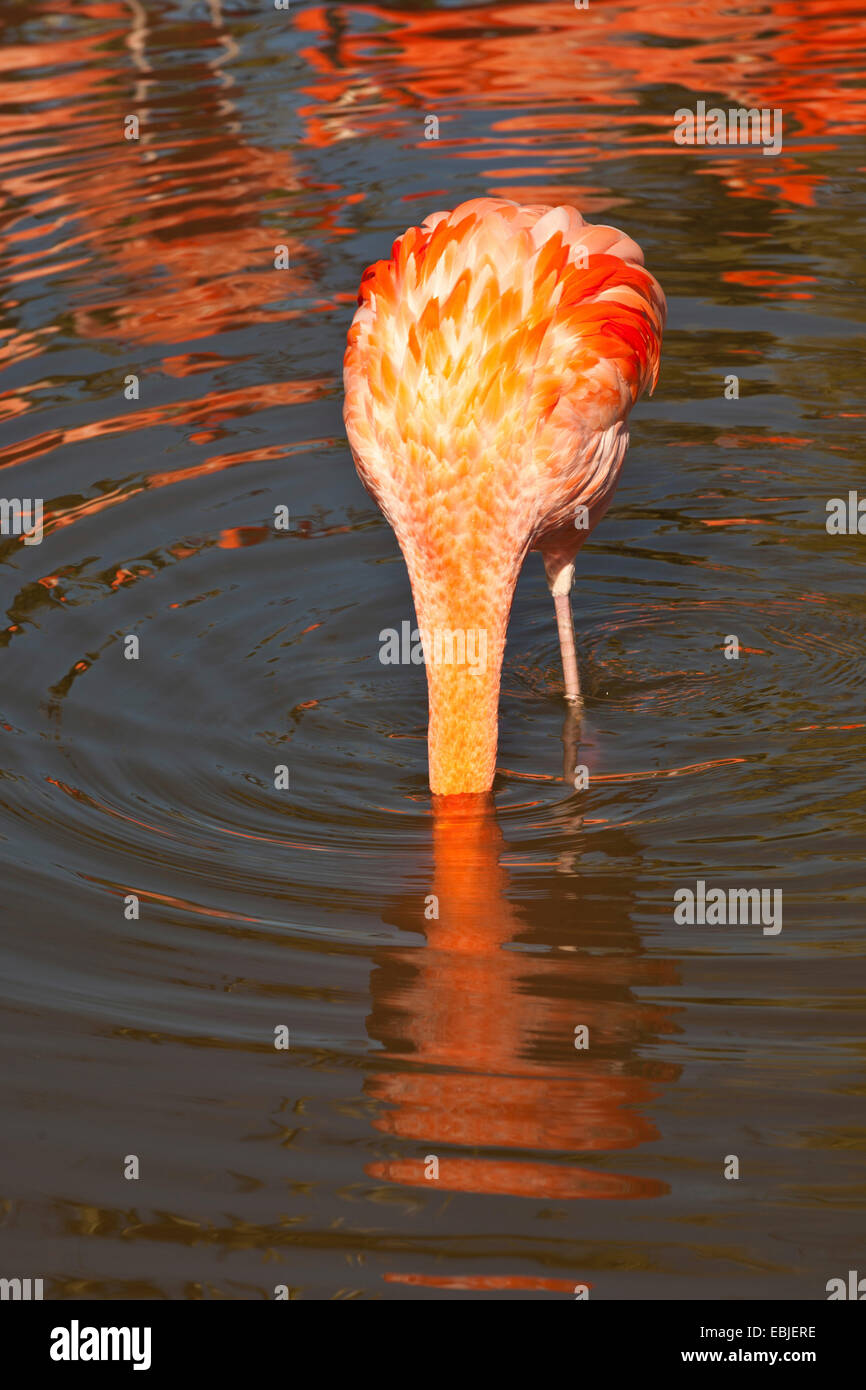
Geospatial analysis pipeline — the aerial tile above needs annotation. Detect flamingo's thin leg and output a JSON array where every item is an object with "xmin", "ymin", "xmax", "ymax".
[
  {"xmin": 561, "ymin": 701, "xmax": 582, "ymax": 785},
  {"xmin": 547, "ymin": 561, "xmax": 581, "ymax": 704},
  {"xmin": 554, "ymin": 592, "xmax": 581, "ymax": 702}
]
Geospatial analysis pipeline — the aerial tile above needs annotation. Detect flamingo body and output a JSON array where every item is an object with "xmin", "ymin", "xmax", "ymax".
[{"xmin": 344, "ymin": 198, "xmax": 665, "ymax": 794}]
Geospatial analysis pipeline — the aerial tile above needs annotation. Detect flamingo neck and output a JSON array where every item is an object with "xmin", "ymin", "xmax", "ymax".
[
  {"xmin": 425, "ymin": 641, "xmax": 503, "ymax": 794},
  {"xmin": 405, "ymin": 554, "xmax": 517, "ymax": 795}
]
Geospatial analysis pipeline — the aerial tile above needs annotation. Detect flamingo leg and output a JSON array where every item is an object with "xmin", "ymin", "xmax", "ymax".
[
  {"xmin": 546, "ymin": 559, "xmax": 581, "ymax": 704},
  {"xmin": 554, "ymin": 591, "xmax": 581, "ymax": 703},
  {"xmin": 561, "ymin": 701, "xmax": 582, "ymax": 785}
]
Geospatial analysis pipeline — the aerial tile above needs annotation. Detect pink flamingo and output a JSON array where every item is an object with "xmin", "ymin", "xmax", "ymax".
[{"xmin": 344, "ymin": 198, "xmax": 665, "ymax": 794}]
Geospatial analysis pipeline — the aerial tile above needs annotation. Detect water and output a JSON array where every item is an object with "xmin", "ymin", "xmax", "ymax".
[{"xmin": 1, "ymin": 0, "xmax": 864, "ymax": 1300}]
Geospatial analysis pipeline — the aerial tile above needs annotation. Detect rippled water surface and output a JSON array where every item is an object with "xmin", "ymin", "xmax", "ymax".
[{"xmin": 1, "ymin": 0, "xmax": 864, "ymax": 1299}]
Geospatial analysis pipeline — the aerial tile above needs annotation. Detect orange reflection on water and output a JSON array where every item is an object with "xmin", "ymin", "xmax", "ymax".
[
  {"xmin": 385, "ymin": 1272, "xmax": 584, "ymax": 1293},
  {"xmin": 0, "ymin": 0, "xmax": 338, "ymax": 357},
  {"xmin": 367, "ymin": 795, "xmax": 679, "ymax": 1210},
  {"xmin": 298, "ymin": 0, "xmax": 866, "ymax": 208}
]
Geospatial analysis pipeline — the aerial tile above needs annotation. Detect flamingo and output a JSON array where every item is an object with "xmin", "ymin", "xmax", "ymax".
[{"xmin": 344, "ymin": 198, "xmax": 665, "ymax": 795}]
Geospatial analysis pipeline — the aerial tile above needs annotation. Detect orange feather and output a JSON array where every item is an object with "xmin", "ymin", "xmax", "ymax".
[{"xmin": 344, "ymin": 197, "xmax": 665, "ymax": 795}]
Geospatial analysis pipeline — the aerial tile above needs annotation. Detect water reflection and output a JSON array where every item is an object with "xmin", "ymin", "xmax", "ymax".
[
  {"xmin": 299, "ymin": 0, "xmax": 866, "ymax": 209},
  {"xmin": 366, "ymin": 737, "xmax": 681, "ymax": 1209},
  {"xmin": 1, "ymin": 0, "xmax": 318, "ymax": 351}
]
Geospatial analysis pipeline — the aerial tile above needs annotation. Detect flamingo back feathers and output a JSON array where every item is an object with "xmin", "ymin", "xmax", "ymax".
[
  {"xmin": 342, "ymin": 198, "xmax": 666, "ymax": 793},
  {"xmin": 345, "ymin": 199, "xmax": 664, "ymax": 539}
]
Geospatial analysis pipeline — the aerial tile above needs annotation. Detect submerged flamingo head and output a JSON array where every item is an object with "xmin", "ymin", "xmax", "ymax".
[{"xmin": 344, "ymin": 197, "xmax": 665, "ymax": 795}]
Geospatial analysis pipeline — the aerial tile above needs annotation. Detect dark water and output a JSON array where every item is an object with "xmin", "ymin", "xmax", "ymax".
[{"xmin": 1, "ymin": 0, "xmax": 864, "ymax": 1300}]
